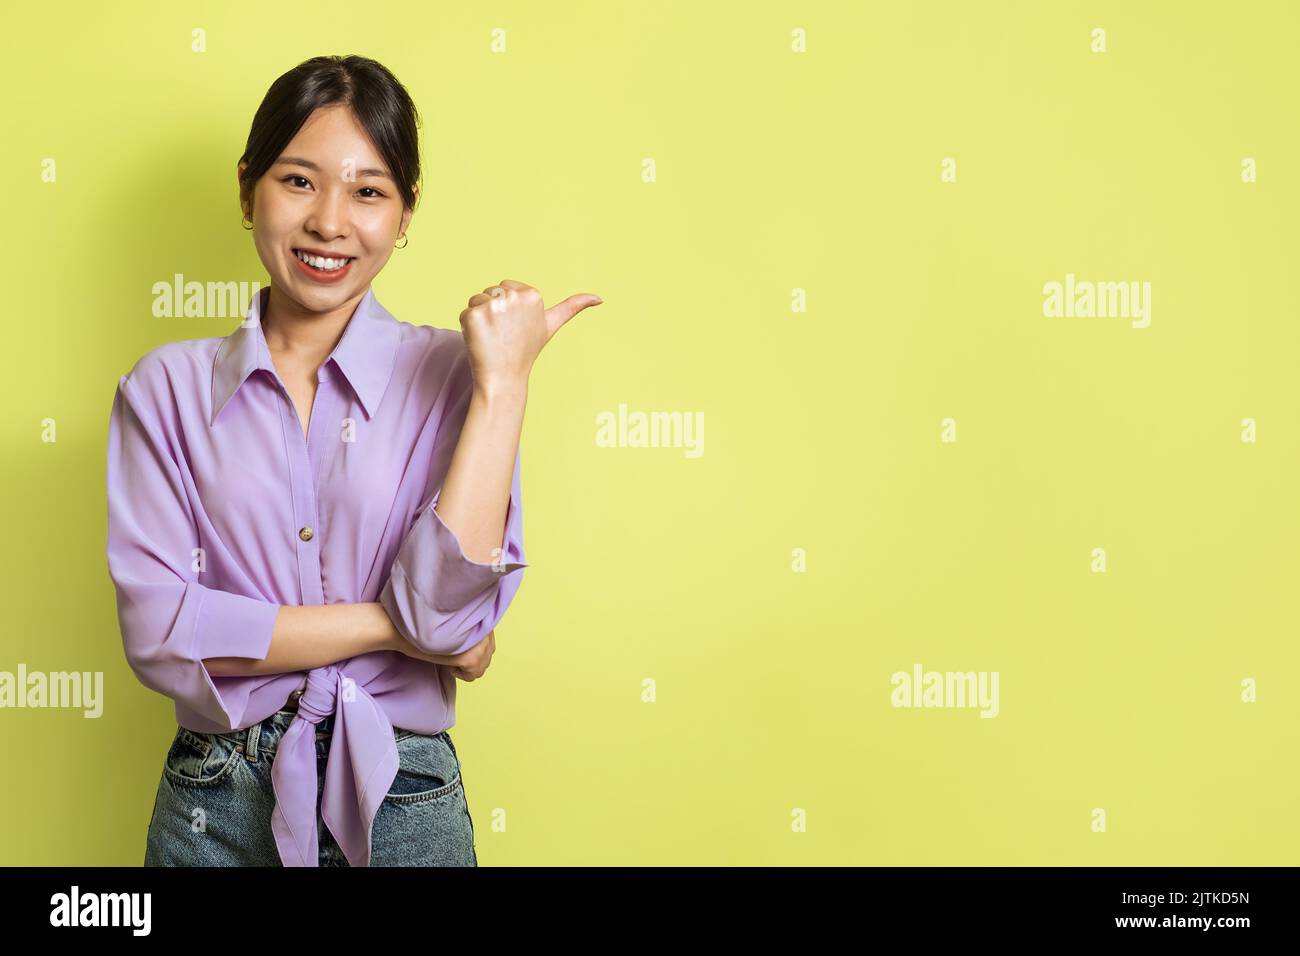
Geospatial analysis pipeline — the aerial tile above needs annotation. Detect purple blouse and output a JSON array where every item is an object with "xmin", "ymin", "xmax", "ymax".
[{"xmin": 105, "ymin": 285, "xmax": 527, "ymax": 866}]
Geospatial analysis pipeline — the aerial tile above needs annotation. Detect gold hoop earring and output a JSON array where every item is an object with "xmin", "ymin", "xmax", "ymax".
[
  {"xmin": 241, "ymin": 215, "xmax": 253, "ymax": 230},
  {"xmin": 394, "ymin": 234, "xmax": 408, "ymax": 249}
]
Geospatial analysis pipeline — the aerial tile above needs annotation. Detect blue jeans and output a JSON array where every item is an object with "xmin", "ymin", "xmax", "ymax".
[{"xmin": 144, "ymin": 709, "xmax": 477, "ymax": 866}]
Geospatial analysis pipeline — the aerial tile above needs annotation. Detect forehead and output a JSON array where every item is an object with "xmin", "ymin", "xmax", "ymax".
[{"xmin": 277, "ymin": 105, "xmax": 388, "ymax": 174}]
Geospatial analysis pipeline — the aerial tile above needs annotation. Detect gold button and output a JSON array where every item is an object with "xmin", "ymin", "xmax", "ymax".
[{"xmin": 298, "ymin": 526, "xmax": 314, "ymax": 541}]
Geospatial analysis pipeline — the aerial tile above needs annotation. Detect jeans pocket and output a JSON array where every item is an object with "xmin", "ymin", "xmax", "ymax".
[
  {"xmin": 162, "ymin": 726, "xmax": 241, "ymax": 788},
  {"xmin": 383, "ymin": 731, "xmax": 462, "ymax": 805}
]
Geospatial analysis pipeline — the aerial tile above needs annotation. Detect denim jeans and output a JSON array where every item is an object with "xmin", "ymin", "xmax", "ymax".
[{"xmin": 144, "ymin": 709, "xmax": 477, "ymax": 866}]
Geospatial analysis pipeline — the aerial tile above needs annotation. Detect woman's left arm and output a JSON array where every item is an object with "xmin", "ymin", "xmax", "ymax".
[
  {"xmin": 378, "ymin": 279, "xmax": 601, "ymax": 657},
  {"xmin": 438, "ymin": 280, "xmax": 601, "ymax": 560},
  {"xmin": 435, "ymin": 381, "xmax": 527, "ymax": 565}
]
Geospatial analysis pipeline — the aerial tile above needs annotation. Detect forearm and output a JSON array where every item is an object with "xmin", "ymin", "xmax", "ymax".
[
  {"xmin": 204, "ymin": 602, "xmax": 402, "ymax": 677},
  {"xmin": 435, "ymin": 382, "xmax": 527, "ymax": 565}
]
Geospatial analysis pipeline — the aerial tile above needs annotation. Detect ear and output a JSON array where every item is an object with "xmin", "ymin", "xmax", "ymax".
[
  {"xmin": 400, "ymin": 186, "xmax": 416, "ymax": 234},
  {"xmin": 237, "ymin": 161, "xmax": 252, "ymax": 218}
]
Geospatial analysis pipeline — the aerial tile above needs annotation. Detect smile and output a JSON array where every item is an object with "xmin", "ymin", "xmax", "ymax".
[{"xmin": 292, "ymin": 249, "xmax": 356, "ymax": 282}]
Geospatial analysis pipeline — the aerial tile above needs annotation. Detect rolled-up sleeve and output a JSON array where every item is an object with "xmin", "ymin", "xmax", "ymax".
[
  {"xmin": 379, "ymin": 359, "xmax": 527, "ymax": 657},
  {"xmin": 106, "ymin": 374, "xmax": 279, "ymax": 731}
]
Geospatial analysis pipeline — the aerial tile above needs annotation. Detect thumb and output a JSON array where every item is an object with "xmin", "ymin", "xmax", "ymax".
[{"xmin": 544, "ymin": 293, "xmax": 603, "ymax": 340}]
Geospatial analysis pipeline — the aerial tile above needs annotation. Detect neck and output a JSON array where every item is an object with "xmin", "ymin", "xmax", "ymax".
[{"xmin": 261, "ymin": 285, "xmax": 367, "ymax": 362}]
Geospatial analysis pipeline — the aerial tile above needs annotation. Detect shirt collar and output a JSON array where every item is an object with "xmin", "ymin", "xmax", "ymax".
[{"xmin": 211, "ymin": 285, "xmax": 403, "ymax": 426}]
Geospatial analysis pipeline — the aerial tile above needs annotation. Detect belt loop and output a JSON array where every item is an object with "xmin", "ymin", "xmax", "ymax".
[{"xmin": 244, "ymin": 720, "xmax": 261, "ymax": 762}]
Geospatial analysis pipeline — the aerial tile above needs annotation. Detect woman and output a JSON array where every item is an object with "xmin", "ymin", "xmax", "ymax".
[{"xmin": 105, "ymin": 54, "xmax": 602, "ymax": 866}]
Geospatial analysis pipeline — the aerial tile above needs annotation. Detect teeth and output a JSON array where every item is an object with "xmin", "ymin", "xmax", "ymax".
[{"xmin": 295, "ymin": 250, "xmax": 351, "ymax": 271}]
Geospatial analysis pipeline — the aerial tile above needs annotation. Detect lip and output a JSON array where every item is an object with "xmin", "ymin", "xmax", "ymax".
[
  {"xmin": 291, "ymin": 248, "xmax": 356, "ymax": 283},
  {"xmin": 294, "ymin": 247, "xmax": 356, "ymax": 259}
]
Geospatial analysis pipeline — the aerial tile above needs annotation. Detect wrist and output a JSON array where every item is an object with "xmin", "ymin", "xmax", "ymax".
[
  {"xmin": 367, "ymin": 603, "xmax": 405, "ymax": 653},
  {"xmin": 472, "ymin": 376, "xmax": 528, "ymax": 407}
]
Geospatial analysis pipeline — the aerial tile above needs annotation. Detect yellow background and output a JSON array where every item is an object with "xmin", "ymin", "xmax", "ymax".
[{"xmin": 2, "ymin": 0, "xmax": 1297, "ymax": 864}]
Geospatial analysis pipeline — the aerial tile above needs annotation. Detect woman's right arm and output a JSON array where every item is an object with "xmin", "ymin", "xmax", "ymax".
[
  {"xmin": 206, "ymin": 600, "xmax": 483, "ymax": 676},
  {"xmin": 205, "ymin": 603, "xmax": 484, "ymax": 676},
  {"xmin": 204, "ymin": 602, "xmax": 401, "ymax": 676},
  {"xmin": 109, "ymin": 374, "xmax": 462, "ymax": 731}
]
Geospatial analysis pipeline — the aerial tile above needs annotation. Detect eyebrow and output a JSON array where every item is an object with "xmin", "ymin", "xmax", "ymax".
[{"xmin": 275, "ymin": 156, "xmax": 393, "ymax": 180}]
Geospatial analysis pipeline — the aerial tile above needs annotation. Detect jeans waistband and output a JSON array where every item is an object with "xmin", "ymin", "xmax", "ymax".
[{"xmin": 209, "ymin": 709, "xmax": 337, "ymax": 762}]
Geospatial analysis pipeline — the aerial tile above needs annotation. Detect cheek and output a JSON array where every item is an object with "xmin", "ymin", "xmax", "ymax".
[
  {"xmin": 357, "ymin": 213, "xmax": 403, "ymax": 250},
  {"xmin": 352, "ymin": 248, "xmax": 395, "ymax": 282},
  {"xmin": 248, "ymin": 235, "xmax": 279, "ymax": 278},
  {"xmin": 252, "ymin": 194, "xmax": 297, "ymax": 237},
  {"xmin": 251, "ymin": 218, "xmax": 290, "ymax": 259}
]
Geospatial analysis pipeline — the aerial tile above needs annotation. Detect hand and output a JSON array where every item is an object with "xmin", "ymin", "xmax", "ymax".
[
  {"xmin": 447, "ymin": 629, "xmax": 495, "ymax": 682},
  {"xmin": 459, "ymin": 279, "xmax": 602, "ymax": 395},
  {"xmin": 392, "ymin": 630, "xmax": 497, "ymax": 682}
]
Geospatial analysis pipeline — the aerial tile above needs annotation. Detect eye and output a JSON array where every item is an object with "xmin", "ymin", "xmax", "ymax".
[
  {"xmin": 283, "ymin": 175, "xmax": 311, "ymax": 189},
  {"xmin": 358, "ymin": 187, "xmax": 385, "ymax": 199}
]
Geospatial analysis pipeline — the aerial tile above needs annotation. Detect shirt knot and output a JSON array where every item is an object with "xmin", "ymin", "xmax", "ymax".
[
  {"xmin": 269, "ymin": 664, "xmax": 399, "ymax": 866},
  {"xmin": 295, "ymin": 664, "xmax": 342, "ymax": 724}
]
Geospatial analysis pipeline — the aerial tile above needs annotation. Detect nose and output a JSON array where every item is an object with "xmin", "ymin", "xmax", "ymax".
[{"xmin": 304, "ymin": 186, "xmax": 350, "ymax": 240}]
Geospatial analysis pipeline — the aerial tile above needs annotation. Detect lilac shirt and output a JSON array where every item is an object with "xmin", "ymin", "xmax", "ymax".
[{"xmin": 105, "ymin": 285, "xmax": 527, "ymax": 867}]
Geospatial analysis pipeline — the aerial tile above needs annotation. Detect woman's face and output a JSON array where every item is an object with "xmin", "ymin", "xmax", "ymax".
[{"xmin": 238, "ymin": 104, "xmax": 414, "ymax": 315}]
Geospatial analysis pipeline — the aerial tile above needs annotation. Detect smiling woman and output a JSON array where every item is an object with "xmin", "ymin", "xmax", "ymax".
[
  {"xmin": 111, "ymin": 55, "xmax": 524, "ymax": 870},
  {"xmin": 236, "ymin": 56, "xmax": 420, "ymax": 321},
  {"xmin": 112, "ymin": 52, "xmax": 600, "ymax": 870}
]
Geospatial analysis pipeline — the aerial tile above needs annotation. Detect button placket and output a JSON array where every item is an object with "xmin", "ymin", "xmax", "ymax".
[
  {"xmin": 277, "ymin": 380, "xmax": 330, "ymax": 606},
  {"xmin": 309, "ymin": 378, "xmax": 344, "ymax": 600}
]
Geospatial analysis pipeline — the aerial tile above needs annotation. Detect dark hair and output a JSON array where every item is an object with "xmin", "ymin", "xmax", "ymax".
[{"xmin": 238, "ymin": 55, "xmax": 421, "ymax": 212}]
